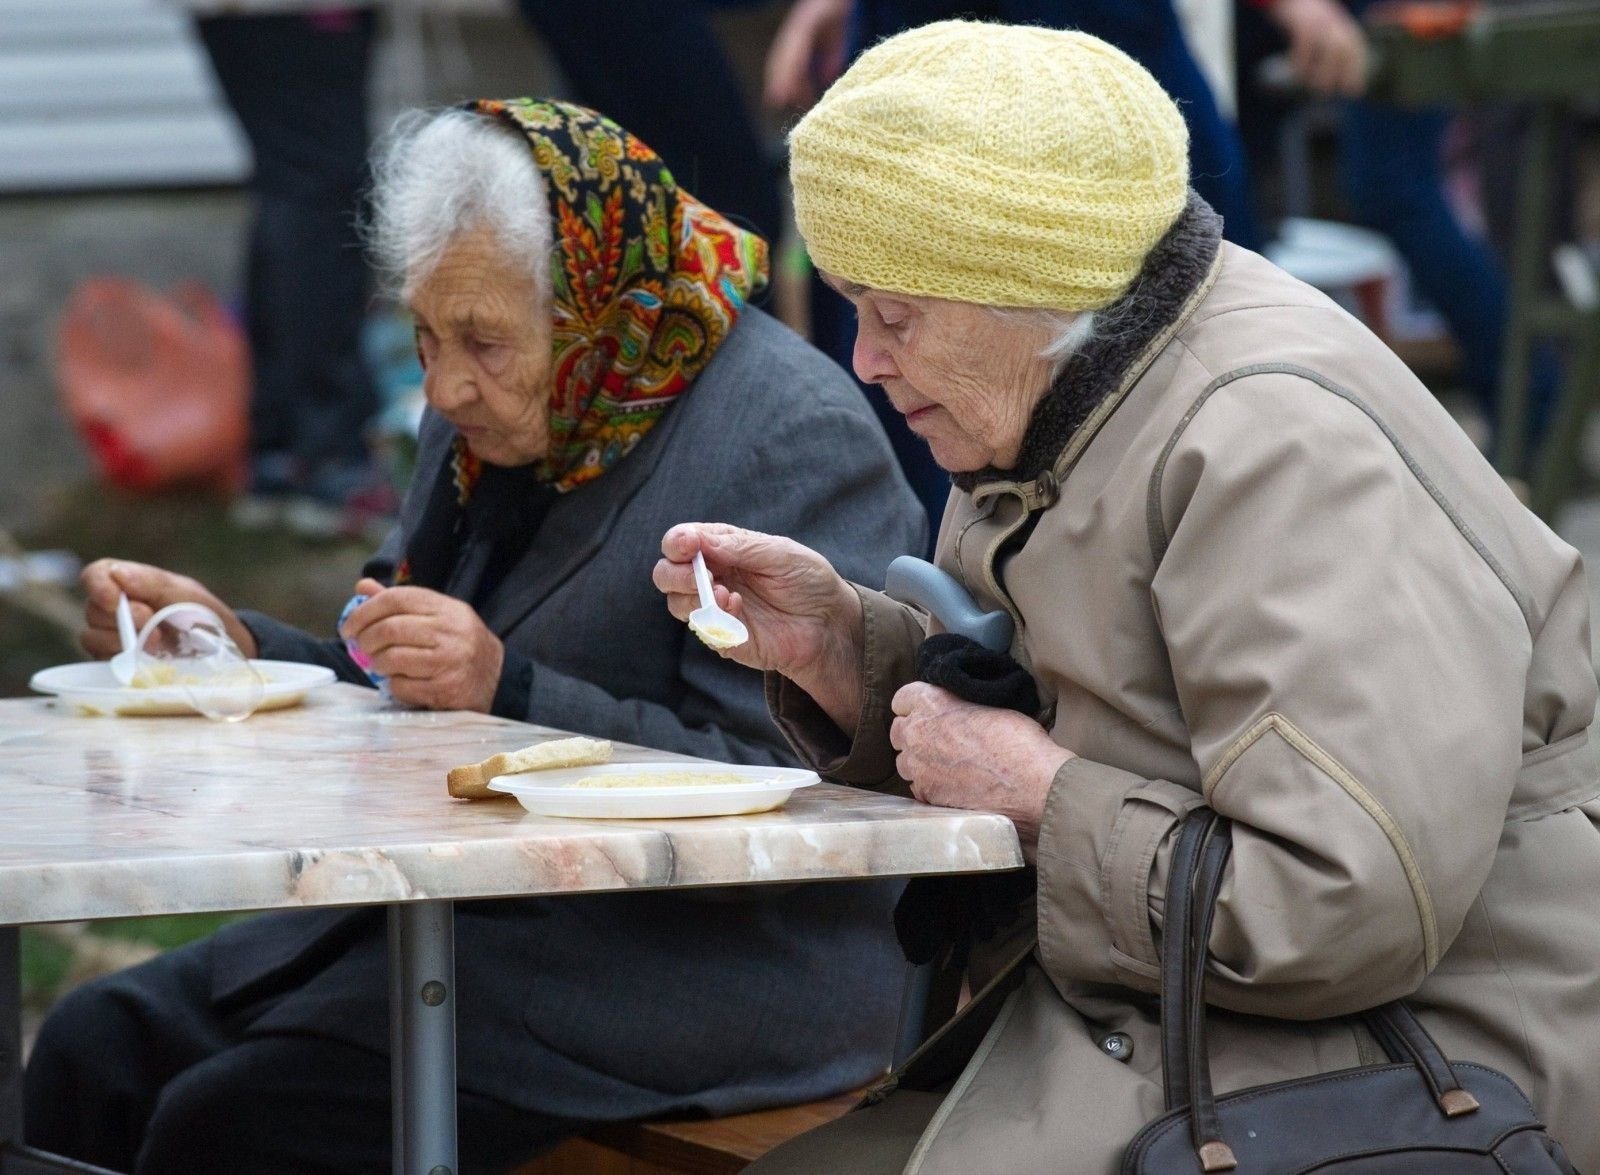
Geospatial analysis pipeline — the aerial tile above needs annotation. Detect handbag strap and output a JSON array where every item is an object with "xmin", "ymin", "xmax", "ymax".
[
  {"xmin": 1158, "ymin": 808, "xmax": 1210, "ymax": 1112},
  {"xmin": 1159, "ymin": 809, "xmax": 1482, "ymax": 1174},
  {"xmin": 1363, "ymin": 1002, "xmax": 1483, "ymax": 1117},
  {"xmin": 1159, "ymin": 809, "xmax": 1239, "ymax": 1171},
  {"xmin": 1184, "ymin": 817, "xmax": 1234, "ymax": 1165}
]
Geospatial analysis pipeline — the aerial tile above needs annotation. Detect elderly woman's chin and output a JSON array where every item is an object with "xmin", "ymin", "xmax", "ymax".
[
  {"xmin": 913, "ymin": 418, "xmax": 996, "ymax": 474},
  {"xmin": 452, "ymin": 426, "xmax": 542, "ymax": 469}
]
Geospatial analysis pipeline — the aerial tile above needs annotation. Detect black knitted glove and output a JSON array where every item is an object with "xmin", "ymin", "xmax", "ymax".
[{"xmin": 893, "ymin": 633, "xmax": 1042, "ymax": 967}]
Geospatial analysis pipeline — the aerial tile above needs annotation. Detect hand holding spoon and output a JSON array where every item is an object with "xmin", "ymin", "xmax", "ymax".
[{"xmin": 687, "ymin": 551, "xmax": 748, "ymax": 651}]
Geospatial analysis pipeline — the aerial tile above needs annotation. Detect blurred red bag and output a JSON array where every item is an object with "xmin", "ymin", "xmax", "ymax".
[{"xmin": 55, "ymin": 278, "xmax": 251, "ymax": 494}]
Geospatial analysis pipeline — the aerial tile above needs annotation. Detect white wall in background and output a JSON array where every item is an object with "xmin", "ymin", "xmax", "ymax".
[{"xmin": 0, "ymin": 0, "xmax": 247, "ymax": 192}]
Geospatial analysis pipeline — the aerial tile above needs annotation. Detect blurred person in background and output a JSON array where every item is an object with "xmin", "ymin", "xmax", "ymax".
[
  {"xmin": 1243, "ymin": 0, "xmax": 1551, "ymax": 446},
  {"xmin": 26, "ymin": 100, "xmax": 924, "ymax": 1174},
  {"xmin": 764, "ymin": 0, "xmax": 1262, "ymax": 531},
  {"xmin": 184, "ymin": 1, "xmax": 392, "ymax": 538},
  {"xmin": 516, "ymin": 0, "xmax": 784, "ymax": 246}
]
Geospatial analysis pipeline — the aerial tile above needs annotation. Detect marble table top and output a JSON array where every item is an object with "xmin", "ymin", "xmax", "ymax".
[{"xmin": 0, "ymin": 684, "xmax": 1023, "ymax": 926}]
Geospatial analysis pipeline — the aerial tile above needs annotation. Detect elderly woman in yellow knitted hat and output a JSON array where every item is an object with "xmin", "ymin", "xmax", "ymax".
[{"xmin": 654, "ymin": 19, "xmax": 1600, "ymax": 1174}]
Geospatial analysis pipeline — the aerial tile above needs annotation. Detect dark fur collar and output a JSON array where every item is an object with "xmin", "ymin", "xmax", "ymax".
[{"xmin": 953, "ymin": 192, "xmax": 1224, "ymax": 493}]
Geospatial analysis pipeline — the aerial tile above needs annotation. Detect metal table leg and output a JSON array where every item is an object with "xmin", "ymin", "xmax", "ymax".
[
  {"xmin": 2, "ymin": 928, "xmax": 20, "ymax": 1156},
  {"xmin": 1, "ymin": 927, "xmax": 119, "ymax": 1175},
  {"xmin": 388, "ymin": 902, "xmax": 458, "ymax": 1175}
]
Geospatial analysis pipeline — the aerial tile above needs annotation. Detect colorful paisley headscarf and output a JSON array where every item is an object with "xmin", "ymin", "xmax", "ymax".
[
  {"xmin": 390, "ymin": 100, "xmax": 768, "ymax": 591},
  {"xmin": 463, "ymin": 98, "xmax": 767, "ymax": 496}
]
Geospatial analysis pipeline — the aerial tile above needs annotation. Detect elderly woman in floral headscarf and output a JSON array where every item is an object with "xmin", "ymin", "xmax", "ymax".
[{"xmin": 32, "ymin": 101, "xmax": 925, "ymax": 1173}]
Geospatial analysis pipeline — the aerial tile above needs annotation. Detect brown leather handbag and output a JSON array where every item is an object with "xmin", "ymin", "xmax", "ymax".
[{"xmin": 1123, "ymin": 809, "xmax": 1580, "ymax": 1174}]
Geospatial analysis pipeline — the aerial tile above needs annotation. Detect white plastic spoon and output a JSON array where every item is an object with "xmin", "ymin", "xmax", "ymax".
[
  {"xmin": 687, "ymin": 551, "xmax": 748, "ymax": 651},
  {"xmin": 108, "ymin": 592, "xmax": 140, "ymax": 684}
]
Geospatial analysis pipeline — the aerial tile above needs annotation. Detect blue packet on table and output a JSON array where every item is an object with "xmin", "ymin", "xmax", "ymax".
[{"xmin": 338, "ymin": 593, "xmax": 391, "ymax": 700}]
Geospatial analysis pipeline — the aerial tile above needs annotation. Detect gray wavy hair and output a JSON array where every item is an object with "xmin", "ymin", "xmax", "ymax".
[
  {"xmin": 366, "ymin": 108, "xmax": 554, "ymax": 304},
  {"xmin": 990, "ymin": 308, "xmax": 1099, "ymax": 380}
]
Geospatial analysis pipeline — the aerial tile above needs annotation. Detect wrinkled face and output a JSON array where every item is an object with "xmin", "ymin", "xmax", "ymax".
[
  {"xmin": 825, "ymin": 273, "xmax": 1061, "ymax": 473},
  {"xmin": 409, "ymin": 228, "xmax": 553, "ymax": 467}
]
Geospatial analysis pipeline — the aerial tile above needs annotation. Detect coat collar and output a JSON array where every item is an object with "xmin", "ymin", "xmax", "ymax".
[{"xmin": 954, "ymin": 193, "xmax": 1225, "ymax": 500}]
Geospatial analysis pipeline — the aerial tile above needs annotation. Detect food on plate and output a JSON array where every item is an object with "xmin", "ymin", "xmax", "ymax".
[
  {"xmin": 569, "ymin": 770, "xmax": 749, "ymax": 789},
  {"xmin": 446, "ymin": 735, "xmax": 613, "ymax": 799},
  {"xmin": 129, "ymin": 663, "xmax": 198, "ymax": 689},
  {"xmin": 688, "ymin": 616, "xmax": 746, "ymax": 650}
]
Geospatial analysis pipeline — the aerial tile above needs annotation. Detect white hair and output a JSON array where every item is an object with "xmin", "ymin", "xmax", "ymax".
[
  {"xmin": 989, "ymin": 307, "xmax": 1099, "ymax": 378},
  {"xmin": 366, "ymin": 108, "xmax": 553, "ymax": 304}
]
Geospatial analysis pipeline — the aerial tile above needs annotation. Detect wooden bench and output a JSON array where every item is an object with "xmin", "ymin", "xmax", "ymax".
[
  {"xmin": 515, "ymin": 960, "xmax": 949, "ymax": 1173},
  {"xmin": 514, "ymin": 1087, "xmax": 864, "ymax": 1175}
]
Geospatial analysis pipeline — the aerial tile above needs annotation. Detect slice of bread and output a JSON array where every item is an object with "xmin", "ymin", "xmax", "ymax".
[{"xmin": 447, "ymin": 736, "xmax": 613, "ymax": 800}]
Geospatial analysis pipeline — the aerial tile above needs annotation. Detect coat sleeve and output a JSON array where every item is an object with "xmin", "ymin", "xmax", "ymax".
[
  {"xmin": 766, "ymin": 584, "xmax": 928, "ymax": 793},
  {"xmin": 1035, "ymin": 373, "xmax": 1541, "ymax": 1019},
  {"xmin": 236, "ymin": 609, "xmax": 370, "ymax": 684}
]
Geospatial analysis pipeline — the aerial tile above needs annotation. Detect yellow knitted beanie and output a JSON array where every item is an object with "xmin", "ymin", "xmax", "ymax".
[{"xmin": 789, "ymin": 21, "xmax": 1190, "ymax": 310}]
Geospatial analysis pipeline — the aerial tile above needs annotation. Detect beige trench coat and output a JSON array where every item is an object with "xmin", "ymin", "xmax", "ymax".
[{"xmin": 771, "ymin": 242, "xmax": 1600, "ymax": 1173}]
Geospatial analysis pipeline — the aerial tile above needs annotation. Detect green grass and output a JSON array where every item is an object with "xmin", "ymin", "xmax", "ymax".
[
  {"xmin": 22, "ymin": 916, "xmax": 244, "ymax": 994},
  {"xmin": 89, "ymin": 912, "xmax": 242, "ymax": 949},
  {"xmin": 19, "ymin": 928, "xmax": 73, "ymax": 994}
]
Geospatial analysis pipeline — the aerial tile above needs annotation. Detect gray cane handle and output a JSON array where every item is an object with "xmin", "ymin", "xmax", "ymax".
[{"xmin": 883, "ymin": 556, "xmax": 1015, "ymax": 652}]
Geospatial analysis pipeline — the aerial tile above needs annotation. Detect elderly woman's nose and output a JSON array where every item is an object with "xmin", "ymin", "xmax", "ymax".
[
  {"xmin": 425, "ymin": 353, "xmax": 479, "ymax": 412},
  {"xmin": 851, "ymin": 323, "xmax": 898, "ymax": 386}
]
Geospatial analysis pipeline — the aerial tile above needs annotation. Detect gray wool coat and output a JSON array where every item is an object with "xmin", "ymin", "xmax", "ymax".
[{"xmin": 211, "ymin": 307, "xmax": 929, "ymax": 1123}]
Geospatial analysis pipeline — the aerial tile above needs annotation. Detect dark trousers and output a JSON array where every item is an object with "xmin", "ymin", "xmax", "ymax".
[
  {"xmin": 515, "ymin": 0, "xmax": 783, "ymax": 245},
  {"xmin": 23, "ymin": 938, "xmax": 563, "ymax": 1175},
  {"xmin": 1340, "ymin": 102, "xmax": 1516, "ymax": 418},
  {"xmin": 1336, "ymin": 92, "xmax": 1559, "ymax": 440},
  {"xmin": 196, "ymin": 12, "xmax": 379, "ymax": 473}
]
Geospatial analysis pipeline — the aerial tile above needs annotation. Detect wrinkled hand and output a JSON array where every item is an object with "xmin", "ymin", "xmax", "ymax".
[
  {"xmin": 654, "ymin": 523, "xmax": 864, "ymax": 733},
  {"xmin": 1271, "ymin": 0, "xmax": 1368, "ymax": 97},
  {"xmin": 340, "ymin": 578, "xmax": 503, "ymax": 712},
  {"xmin": 763, "ymin": 0, "xmax": 852, "ymax": 111},
  {"xmin": 890, "ymin": 682, "xmax": 1073, "ymax": 854},
  {"xmin": 80, "ymin": 558, "xmax": 256, "ymax": 660}
]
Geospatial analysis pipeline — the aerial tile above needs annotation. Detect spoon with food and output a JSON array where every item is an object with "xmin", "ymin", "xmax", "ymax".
[{"xmin": 688, "ymin": 551, "xmax": 749, "ymax": 651}]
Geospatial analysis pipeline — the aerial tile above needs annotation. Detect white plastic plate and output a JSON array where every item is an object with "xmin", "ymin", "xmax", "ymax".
[
  {"xmin": 28, "ymin": 660, "xmax": 336, "ymax": 717},
  {"xmin": 486, "ymin": 761, "xmax": 821, "ymax": 819}
]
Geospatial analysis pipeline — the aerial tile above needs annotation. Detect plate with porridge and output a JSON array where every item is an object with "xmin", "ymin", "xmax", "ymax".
[{"xmin": 486, "ymin": 761, "xmax": 820, "ymax": 819}]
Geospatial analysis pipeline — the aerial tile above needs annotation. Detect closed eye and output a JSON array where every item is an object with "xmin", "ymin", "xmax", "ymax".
[{"xmin": 469, "ymin": 338, "xmax": 514, "ymax": 376}]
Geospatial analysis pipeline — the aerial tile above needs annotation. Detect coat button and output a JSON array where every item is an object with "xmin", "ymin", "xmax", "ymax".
[
  {"xmin": 1099, "ymin": 1032, "xmax": 1134, "ymax": 1061},
  {"xmin": 1035, "ymin": 470, "xmax": 1060, "ymax": 509}
]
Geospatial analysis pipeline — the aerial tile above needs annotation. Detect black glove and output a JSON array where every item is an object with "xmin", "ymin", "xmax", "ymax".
[{"xmin": 893, "ymin": 633, "xmax": 1042, "ymax": 967}]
